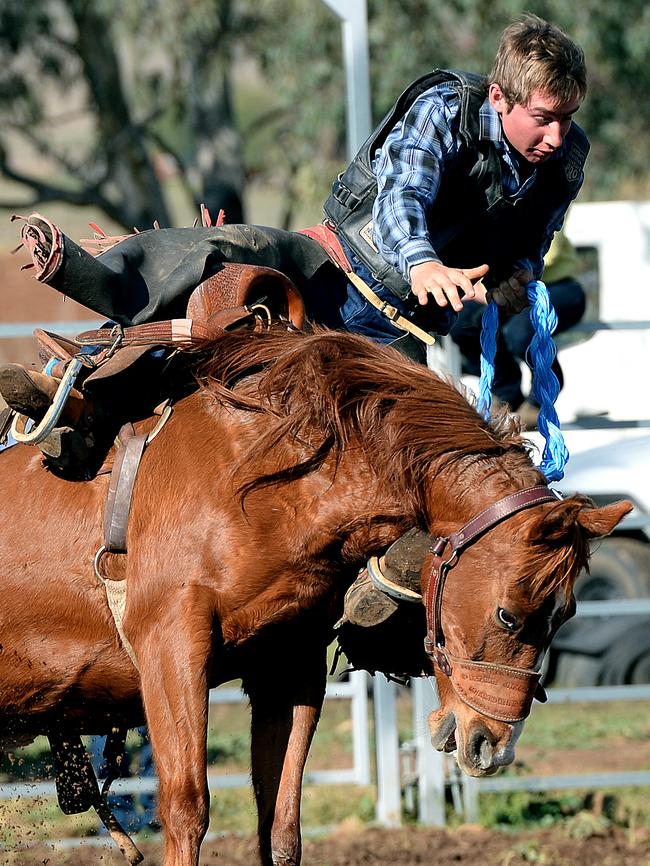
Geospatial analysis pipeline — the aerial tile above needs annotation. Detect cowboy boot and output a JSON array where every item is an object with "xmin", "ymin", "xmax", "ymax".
[
  {"xmin": 0, "ymin": 363, "xmax": 94, "ymax": 476},
  {"xmin": 382, "ymin": 527, "xmax": 432, "ymax": 596},
  {"xmin": 340, "ymin": 528, "xmax": 432, "ymax": 628},
  {"xmin": 341, "ymin": 568, "xmax": 399, "ymax": 628},
  {"xmin": 0, "ymin": 363, "xmax": 85, "ymax": 426}
]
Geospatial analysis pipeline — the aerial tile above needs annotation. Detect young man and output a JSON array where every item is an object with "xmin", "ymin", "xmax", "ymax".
[
  {"xmin": 322, "ymin": 13, "xmax": 588, "ymax": 356},
  {"xmin": 1, "ymin": 15, "xmax": 587, "ymax": 455}
]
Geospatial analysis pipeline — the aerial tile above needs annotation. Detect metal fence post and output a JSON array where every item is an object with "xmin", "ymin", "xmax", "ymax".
[
  {"xmin": 462, "ymin": 775, "xmax": 480, "ymax": 823},
  {"xmin": 320, "ymin": 0, "xmax": 372, "ymax": 160},
  {"xmin": 412, "ymin": 676, "xmax": 446, "ymax": 825},
  {"xmin": 350, "ymin": 670, "xmax": 371, "ymax": 785},
  {"xmin": 373, "ymin": 675, "xmax": 402, "ymax": 826}
]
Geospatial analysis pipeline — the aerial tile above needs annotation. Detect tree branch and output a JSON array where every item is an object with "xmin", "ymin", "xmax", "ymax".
[
  {"xmin": 4, "ymin": 123, "xmax": 90, "ymax": 181},
  {"xmin": 0, "ymin": 143, "xmax": 106, "ymax": 211}
]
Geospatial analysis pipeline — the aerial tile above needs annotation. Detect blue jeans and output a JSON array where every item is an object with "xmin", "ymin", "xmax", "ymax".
[
  {"xmin": 89, "ymin": 727, "xmax": 157, "ymax": 833},
  {"xmin": 300, "ymin": 242, "xmax": 453, "ymax": 347}
]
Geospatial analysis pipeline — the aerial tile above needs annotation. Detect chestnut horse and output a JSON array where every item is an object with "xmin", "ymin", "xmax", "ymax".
[{"xmin": 0, "ymin": 329, "xmax": 629, "ymax": 865}]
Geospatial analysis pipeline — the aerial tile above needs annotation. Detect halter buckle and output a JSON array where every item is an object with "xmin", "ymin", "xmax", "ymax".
[
  {"xmin": 433, "ymin": 646, "xmax": 452, "ymax": 677},
  {"xmin": 431, "ymin": 537, "xmax": 448, "ymax": 556}
]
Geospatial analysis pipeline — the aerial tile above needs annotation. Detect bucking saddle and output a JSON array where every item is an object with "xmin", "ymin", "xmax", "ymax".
[{"xmin": 0, "ymin": 215, "xmax": 306, "ymax": 477}]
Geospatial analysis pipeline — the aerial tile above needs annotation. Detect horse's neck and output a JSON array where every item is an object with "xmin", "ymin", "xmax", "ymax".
[{"xmin": 308, "ymin": 448, "xmax": 413, "ymax": 560}]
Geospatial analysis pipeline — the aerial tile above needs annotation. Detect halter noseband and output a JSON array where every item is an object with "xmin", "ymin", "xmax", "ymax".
[{"xmin": 423, "ymin": 486, "xmax": 561, "ymax": 723}]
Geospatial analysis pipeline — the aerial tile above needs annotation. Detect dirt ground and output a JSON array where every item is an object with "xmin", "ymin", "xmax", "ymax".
[{"xmin": 3, "ymin": 823, "xmax": 650, "ymax": 866}]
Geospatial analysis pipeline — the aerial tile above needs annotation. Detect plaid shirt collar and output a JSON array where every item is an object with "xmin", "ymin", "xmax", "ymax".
[{"xmin": 478, "ymin": 97, "xmax": 504, "ymax": 144}]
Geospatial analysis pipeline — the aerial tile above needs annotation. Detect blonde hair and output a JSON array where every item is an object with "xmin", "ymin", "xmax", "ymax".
[{"xmin": 489, "ymin": 14, "xmax": 587, "ymax": 109}]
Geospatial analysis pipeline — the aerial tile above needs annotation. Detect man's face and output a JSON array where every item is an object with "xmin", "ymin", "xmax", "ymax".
[{"xmin": 488, "ymin": 84, "xmax": 582, "ymax": 164}]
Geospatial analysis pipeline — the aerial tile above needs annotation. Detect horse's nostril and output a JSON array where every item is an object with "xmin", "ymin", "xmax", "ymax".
[
  {"xmin": 479, "ymin": 736, "xmax": 494, "ymax": 769},
  {"xmin": 468, "ymin": 727, "xmax": 495, "ymax": 770}
]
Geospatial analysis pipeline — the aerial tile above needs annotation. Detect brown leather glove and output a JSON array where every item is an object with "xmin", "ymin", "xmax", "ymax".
[{"xmin": 487, "ymin": 268, "xmax": 533, "ymax": 315}]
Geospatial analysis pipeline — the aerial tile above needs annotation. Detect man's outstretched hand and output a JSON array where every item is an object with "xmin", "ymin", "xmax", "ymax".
[{"xmin": 409, "ymin": 261, "xmax": 489, "ymax": 311}]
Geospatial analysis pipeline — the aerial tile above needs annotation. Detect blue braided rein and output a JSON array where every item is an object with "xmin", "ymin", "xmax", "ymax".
[{"xmin": 476, "ymin": 280, "xmax": 568, "ymax": 482}]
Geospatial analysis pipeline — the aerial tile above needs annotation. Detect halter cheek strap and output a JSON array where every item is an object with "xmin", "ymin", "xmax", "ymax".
[{"xmin": 423, "ymin": 486, "xmax": 561, "ymax": 724}]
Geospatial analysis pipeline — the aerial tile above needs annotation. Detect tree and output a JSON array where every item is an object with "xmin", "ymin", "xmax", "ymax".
[
  {"xmin": 2, "ymin": 0, "xmax": 650, "ymax": 233},
  {"xmin": 0, "ymin": 0, "xmax": 248, "ymax": 229}
]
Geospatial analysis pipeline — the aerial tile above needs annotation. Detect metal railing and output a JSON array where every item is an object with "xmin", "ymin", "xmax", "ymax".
[{"xmin": 0, "ymin": 672, "xmax": 371, "ymax": 802}]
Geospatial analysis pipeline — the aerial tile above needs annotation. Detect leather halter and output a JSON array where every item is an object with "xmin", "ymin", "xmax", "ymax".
[{"xmin": 423, "ymin": 486, "xmax": 561, "ymax": 723}]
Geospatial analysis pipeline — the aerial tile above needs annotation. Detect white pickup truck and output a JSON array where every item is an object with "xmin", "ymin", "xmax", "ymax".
[{"xmin": 548, "ymin": 435, "xmax": 650, "ymax": 686}]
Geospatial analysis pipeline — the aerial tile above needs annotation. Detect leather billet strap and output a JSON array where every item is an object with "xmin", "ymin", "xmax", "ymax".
[
  {"xmin": 423, "ymin": 485, "xmax": 561, "ymax": 722},
  {"xmin": 104, "ymin": 425, "xmax": 148, "ymax": 553},
  {"xmin": 102, "ymin": 408, "xmax": 173, "ymax": 555}
]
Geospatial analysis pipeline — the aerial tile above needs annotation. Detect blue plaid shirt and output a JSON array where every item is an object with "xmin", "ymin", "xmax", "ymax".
[{"xmin": 371, "ymin": 81, "xmax": 570, "ymax": 283}]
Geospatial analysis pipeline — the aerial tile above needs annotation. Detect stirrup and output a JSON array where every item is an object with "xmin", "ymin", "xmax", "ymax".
[{"xmin": 11, "ymin": 357, "xmax": 84, "ymax": 444}]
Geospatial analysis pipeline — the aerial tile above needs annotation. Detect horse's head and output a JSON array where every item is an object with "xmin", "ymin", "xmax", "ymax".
[{"xmin": 424, "ymin": 491, "xmax": 632, "ymax": 777}]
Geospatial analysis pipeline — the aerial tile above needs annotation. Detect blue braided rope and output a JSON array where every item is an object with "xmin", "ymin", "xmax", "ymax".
[
  {"xmin": 476, "ymin": 301, "xmax": 498, "ymax": 418},
  {"xmin": 526, "ymin": 280, "xmax": 569, "ymax": 481},
  {"xmin": 477, "ymin": 280, "xmax": 569, "ymax": 482}
]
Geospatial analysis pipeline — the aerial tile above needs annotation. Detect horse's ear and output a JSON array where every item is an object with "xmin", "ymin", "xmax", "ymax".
[
  {"xmin": 535, "ymin": 497, "xmax": 633, "ymax": 542},
  {"xmin": 576, "ymin": 499, "xmax": 634, "ymax": 539},
  {"xmin": 536, "ymin": 498, "xmax": 587, "ymax": 542}
]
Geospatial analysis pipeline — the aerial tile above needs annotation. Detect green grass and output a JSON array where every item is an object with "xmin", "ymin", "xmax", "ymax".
[
  {"xmin": 2, "ymin": 693, "xmax": 649, "ymax": 842},
  {"xmin": 472, "ymin": 787, "xmax": 650, "ymax": 834},
  {"xmin": 517, "ymin": 700, "xmax": 650, "ymax": 752}
]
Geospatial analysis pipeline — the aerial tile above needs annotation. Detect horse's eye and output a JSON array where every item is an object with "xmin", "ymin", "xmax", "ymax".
[{"xmin": 496, "ymin": 607, "xmax": 518, "ymax": 630}]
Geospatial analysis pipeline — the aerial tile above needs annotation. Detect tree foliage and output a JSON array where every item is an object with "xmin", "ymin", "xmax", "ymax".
[
  {"xmin": 0, "ymin": 0, "xmax": 250, "ymax": 228},
  {"xmin": 253, "ymin": 0, "xmax": 650, "ymax": 202},
  {"xmin": 0, "ymin": 0, "xmax": 649, "ymax": 230}
]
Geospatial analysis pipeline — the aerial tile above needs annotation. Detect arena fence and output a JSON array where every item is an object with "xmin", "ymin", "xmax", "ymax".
[{"xmin": 0, "ymin": 671, "xmax": 371, "ymax": 802}]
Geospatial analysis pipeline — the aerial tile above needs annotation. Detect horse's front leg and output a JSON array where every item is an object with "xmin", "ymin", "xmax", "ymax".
[
  {"xmin": 129, "ymin": 589, "xmax": 214, "ymax": 866},
  {"xmin": 246, "ymin": 640, "xmax": 327, "ymax": 866}
]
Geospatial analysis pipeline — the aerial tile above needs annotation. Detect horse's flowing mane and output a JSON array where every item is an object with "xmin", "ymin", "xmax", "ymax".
[
  {"xmin": 195, "ymin": 327, "xmax": 590, "ymax": 599},
  {"xmin": 195, "ymin": 328, "xmax": 540, "ymax": 516}
]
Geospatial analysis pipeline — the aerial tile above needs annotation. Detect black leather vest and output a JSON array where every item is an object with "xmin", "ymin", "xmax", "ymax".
[{"xmin": 323, "ymin": 69, "xmax": 589, "ymax": 300}]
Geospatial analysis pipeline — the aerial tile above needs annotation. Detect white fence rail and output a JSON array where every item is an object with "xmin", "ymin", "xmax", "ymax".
[{"xmin": 0, "ymin": 672, "xmax": 371, "ymax": 802}]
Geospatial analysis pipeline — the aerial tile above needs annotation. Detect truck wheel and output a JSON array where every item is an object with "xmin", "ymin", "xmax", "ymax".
[
  {"xmin": 552, "ymin": 652, "xmax": 602, "ymax": 688},
  {"xmin": 630, "ymin": 649, "xmax": 650, "ymax": 684},
  {"xmin": 599, "ymin": 623, "xmax": 650, "ymax": 685},
  {"xmin": 551, "ymin": 538, "xmax": 650, "ymax": 687},
  {"xmin": 575, "ymin": 537, "xmax": 650, "ymax": 600}
]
